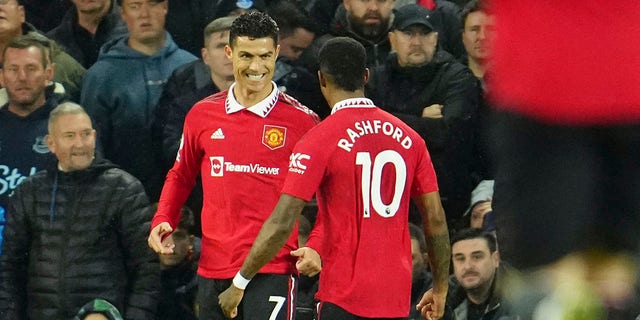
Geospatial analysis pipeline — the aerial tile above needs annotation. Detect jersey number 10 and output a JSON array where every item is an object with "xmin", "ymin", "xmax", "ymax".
[{"xmin": 356, "ymin": 150, "xmax": 407, "ymax": 218}]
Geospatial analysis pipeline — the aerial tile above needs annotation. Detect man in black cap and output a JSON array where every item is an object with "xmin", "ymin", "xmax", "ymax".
[{"xmin": 366, "ymin": 4, "xmax": 480, "ymax": 229}]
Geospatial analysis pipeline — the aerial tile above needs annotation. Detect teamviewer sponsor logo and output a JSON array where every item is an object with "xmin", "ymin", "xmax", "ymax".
[
  {"xmin": 210, "ymin": 156, "xmax": 224, "ymax": 177},
  {"xmin": 289, "ymin": 153, "xmax": 310, "ymax": 174},
  {"xmin": 209, "ymin": 156, "xmax": 281, "ymax": 177}
]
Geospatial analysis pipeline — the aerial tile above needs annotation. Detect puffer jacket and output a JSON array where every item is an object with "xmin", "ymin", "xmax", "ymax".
[{"xmin": 0, "ymin": 159, "xmax": 159, "ymax": 320}]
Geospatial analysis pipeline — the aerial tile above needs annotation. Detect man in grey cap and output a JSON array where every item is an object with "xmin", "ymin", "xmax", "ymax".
[{"xmin": 366, "ymin": 4, "xmax": 480, "ymax": 230}]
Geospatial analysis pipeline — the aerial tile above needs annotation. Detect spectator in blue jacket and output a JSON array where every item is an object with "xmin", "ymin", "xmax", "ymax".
[{"xmin": 81, "ymin": 0, "xmax": 196, "ymax": 201}]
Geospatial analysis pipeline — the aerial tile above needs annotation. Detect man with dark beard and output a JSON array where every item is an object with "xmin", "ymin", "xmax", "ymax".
[{"xmin": 302, "ymin": 0, "xmax": 395, "ymax": 71}]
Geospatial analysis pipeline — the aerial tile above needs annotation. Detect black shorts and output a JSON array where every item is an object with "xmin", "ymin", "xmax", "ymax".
[
  {"xmin": 198, "ymin": 273, "xmax": 297, "ymax": 320},
  {"xmin": 492, "ymin": 111, "xmax": 640, "ymax": 268},
  {"xmin": 316, "ymin": 302, "xmax": 407, "ymax": 320}
]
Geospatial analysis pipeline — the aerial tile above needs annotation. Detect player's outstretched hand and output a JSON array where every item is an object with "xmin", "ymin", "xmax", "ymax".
[
  {"xmin": 416, "ymin": 288, "xmax": 446, "ymax": 320},
  {"xmin": 148, "ymin": 222, "xmax": 174, "ymax": 254},
  {"xmin": 291, "ymin": 247, "xmax": 322, "ymax": 277},
  {"xmin": 218, "ymin": 285, "xmax": 244, "ymax": 318}
]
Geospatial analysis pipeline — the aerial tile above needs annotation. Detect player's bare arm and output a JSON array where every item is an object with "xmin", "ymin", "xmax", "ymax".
[
  {"xmin": 415, "ymin": 191, "xmax": 450, "ymax": 320},
  {"xmin": 239, "ymin": 194, "xmax": 307, "ymax": 278},
  {"xmin": 218, "ymin": 194, "xmax": 307, "ymax": 317}
]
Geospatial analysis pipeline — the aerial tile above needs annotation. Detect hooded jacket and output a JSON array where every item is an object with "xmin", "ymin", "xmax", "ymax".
[
  {"xmin": 366, "ymin": 50, "xmax": 479, "ymax": 220},
  {"xmin": 0, "ymin": 159, "xmax": 159, "ymax": 320},
  {"xmin": 81, "ymin": 33, "xmax": 196, "ymax": 200}
]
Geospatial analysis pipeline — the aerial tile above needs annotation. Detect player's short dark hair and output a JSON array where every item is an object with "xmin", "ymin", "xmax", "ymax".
[
  {"xmin": 318, "ymin": 37, "xmax": 366, "ymax": 92},
  {"xmin": 409, "ymin": 223, "xmax": 427, "ymax": 254},
  {"xmin": 451, "ymin": 228, "xmax": 498, "ymax": 253},
  {"xmin": 229, "ymin": 10, "xmax": 279, "ymax": 48},
  {"xmin": 178, "ymin": 206, "xmax": 196, "ymax": 234},
  {"xmin": 461, "ymin": 0, "xmax": 487, "ymax": 28},
  {"xmin": 267, "ymin": 0, "xmax": 317, "ymax": 39}
]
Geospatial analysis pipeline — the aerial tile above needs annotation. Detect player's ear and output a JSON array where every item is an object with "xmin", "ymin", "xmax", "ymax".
[
  {"xmin": 224, "ymin": 45, "xmax": 232, "ymax": 60},
  {"xmin": 318, "ymin": 70, "xmax": 327, "ymax": 88}
]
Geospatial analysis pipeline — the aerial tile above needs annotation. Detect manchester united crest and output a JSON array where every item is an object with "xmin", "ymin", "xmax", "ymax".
[{"xmin": 262, "ymin": 125, "xmax": 286, "ymax": 150}]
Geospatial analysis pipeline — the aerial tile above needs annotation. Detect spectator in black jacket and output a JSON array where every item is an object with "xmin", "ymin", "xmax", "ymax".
[
  {"xmin": 396, "ymin": 0, "xmax": 465, "ymax": 58},
  {"xmin": 47, "ymin": 0, "xmax": 128, "ymax": 68},
  {"xmin": 461, "ymin": 0, "xmax": 494, "ymax": 182},
  {"xmin": 366, "ymin": 4, "xmax": 479, "ymax": 227},
  {"xmin": 443, "ymin": 228, "xmax": 515, "ymax": 320},
  {"xmin": 0, "ymin": 102, "xmax": 159, "ymax": 320}
]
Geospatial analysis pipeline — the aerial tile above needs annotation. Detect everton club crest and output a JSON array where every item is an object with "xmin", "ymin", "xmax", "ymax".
[{"xmin": 262, "ymin": 125, "xmax": 286, "ymax": 150}]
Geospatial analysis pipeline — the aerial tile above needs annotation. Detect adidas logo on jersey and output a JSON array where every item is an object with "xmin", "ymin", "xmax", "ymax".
[{"xmin": 211, "ymin": 128, "xmax": 225, "ymax": 139}]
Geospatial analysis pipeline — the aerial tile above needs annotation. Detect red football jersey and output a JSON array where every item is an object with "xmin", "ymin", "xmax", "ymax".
[
  {"xmin": 152, "ymin": 83, "xmax": 319, "ymax": 279},
  {"xmin": 489, "ymin": 1, "xmax": 640, "ymax": 125},
  {"xmin": 281, "ymin": 98, "xmax": 439, "ymax": 317}
]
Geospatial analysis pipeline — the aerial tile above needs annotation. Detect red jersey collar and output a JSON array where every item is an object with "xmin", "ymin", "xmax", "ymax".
[
  {"xmin": 225, "ymin": 82, "xmax": 279, "ymax": 118},
  {"xmin": 331, "ymin": 98, "xmax": 375, "ymax": 115}
]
